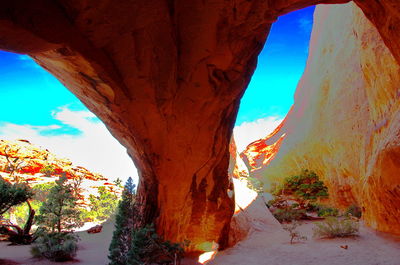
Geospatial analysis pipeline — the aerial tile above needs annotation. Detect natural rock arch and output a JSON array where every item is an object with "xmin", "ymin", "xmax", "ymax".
[{"xmin": 0, "ymin": 0, "xmax": 399, "ymax": 252}]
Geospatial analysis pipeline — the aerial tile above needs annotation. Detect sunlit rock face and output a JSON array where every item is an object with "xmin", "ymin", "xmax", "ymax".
[
  {"xmin": 0, "ymin": 139, "xmax": 121, "ymax": 205},
  {"xmin": 243, "ymin": 3, "xmax": 400, "ymax": 234},
  {"xmin": 0, "ymin": 0, "xmax": 399, "ymax": 251}
]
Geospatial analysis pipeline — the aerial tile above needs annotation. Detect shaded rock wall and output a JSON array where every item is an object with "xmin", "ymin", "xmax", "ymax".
[
  {"xmin": 244, "ymin": 3, "xmax": 400, "ymax": 234},
  {"xmin": 0, "ymin": 0, "xmax": 399, "ymax": 250}
]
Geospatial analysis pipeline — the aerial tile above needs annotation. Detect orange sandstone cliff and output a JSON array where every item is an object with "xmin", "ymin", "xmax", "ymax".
[
  {"xmin": 242, "ymin": 3, "xmax": 400, "ymax": 234},
  {"xmin": 0, "ymin": 139, "xmax": 121, "ymax": 204}
]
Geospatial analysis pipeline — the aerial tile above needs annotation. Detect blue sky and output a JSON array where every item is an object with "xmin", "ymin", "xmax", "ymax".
[
  {"xmin": 236, "ymin": 5, "xmax": 315, "ymax": 125},
  {"xmin": 0, "ymin": 6, "xmax": 315, "ymax": 175}
]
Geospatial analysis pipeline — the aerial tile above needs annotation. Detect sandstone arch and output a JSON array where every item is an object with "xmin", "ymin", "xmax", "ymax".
[{"xmin": 0, "ymin": 0, "xmax": 399, "ymax": 252}]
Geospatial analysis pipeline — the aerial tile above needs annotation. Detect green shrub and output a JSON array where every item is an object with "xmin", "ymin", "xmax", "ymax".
[
  {"xmin": 247, "ymin": 177, "xmax": 264, "ymax": 194},
  {"xmin": 345, "ymin": 204, "xmax": 362, "ymax": 218},
  {"xmin": 313, "ymin": 217, "xmax": 359, "ymax": 238},
  {"xmin": 31, "ymin": 232, "xmax": 79, "ymax": 261},
  {"xmin": 282, "ymin": 221, "xmax": 307, "ymax": 244},
  {"xmin": 127, "ymin": 224, "xmax": 186, "ymax": 265},
  {"xmin": 316, "ymin": 205, "xmax": 339, "ymax": 217},
  {"xmin": 273, "ymin": 206, "xmax": 306, "ymax": 223},
  {"xmin": 81, "ymin": 186, "xmax": 119, "ymax": 222},
  {"xmin": 277, "ymin": 170, "xmax": 328, "ymax": 207}
]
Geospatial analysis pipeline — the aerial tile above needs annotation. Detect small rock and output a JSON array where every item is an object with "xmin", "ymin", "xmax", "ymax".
[{"xmin": 87, "ymin": 225, "xmax": 102, "ymax": 234}]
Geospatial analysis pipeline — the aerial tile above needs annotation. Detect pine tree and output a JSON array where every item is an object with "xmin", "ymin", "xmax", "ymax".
[
  {"xmin": 108, "ymin": 177, "xmax": 136, "ymax": 265},
  {"xmin": 36, "ymin": 176, "xmax": 83, "ymax": 233}
]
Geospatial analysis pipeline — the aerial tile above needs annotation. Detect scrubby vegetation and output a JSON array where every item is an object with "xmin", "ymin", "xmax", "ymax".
[
  {"xmin": 313, "ymin": 217, "xmax": 359, "ymax": 238},
  {"xmin": 109, "ymin": 177, "xmax": 187, "ymax": 265},
  {"xmin": 345, "ymin": 204, "xmax": 362, "ymax": 218},
  {"xmin": 81, "ymin": 186, "xmax": 119, "ymax": 222},
  {"xmin": 274, "ymin": 169, "xmax": 328, "ymax": 208},
  {"xmin": 282, "ymin": 221, "xmax": 307, "ymax": 244},
  {"xmin": 272, "ymin": 206, "xmax": 306, "ymax": 223}
]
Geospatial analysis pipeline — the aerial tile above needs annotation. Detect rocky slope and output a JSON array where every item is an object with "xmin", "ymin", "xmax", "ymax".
[
  {"xmin": 242, "ymin": 3, "xmax": 400, "ymax": 235},
  {"xmin": 0, "ymin": 139, "xmax": 121, "ymax": 204}
]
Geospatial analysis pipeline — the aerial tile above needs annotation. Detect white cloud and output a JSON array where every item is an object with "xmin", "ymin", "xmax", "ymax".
[
  {"xmin": 233, "ymin": 116, "xmax": 283, "ymax": 153},
  {"xmin": 0, "ymin": 107, "xmax": 138, "ymax": 184},
  {"xmin": 298, "ymin": 17, "xmax": 313, "ymax": 33}
]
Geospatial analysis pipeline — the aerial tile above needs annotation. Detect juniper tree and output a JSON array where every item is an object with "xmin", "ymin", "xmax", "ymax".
[
  {"xmin": 108, "ymin": 177, "xmax": 136, "ymax": 265},
  {"xmin": 0, "ymin": 176, "xmax": 36, "ymax": 244},
  {"xmin": 36, "ymin": 176, "xmax": 83, "ymax": 233}
]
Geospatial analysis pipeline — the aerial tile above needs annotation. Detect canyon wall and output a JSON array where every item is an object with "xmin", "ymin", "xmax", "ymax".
[{"xmin": 243, "ymin": 3, "xmax": 400, "ymax": 234}]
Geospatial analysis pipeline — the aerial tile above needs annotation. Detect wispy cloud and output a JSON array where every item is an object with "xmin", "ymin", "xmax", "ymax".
[
  {"xmin": 17, "ymin": 55, "xmax": 41, "ymax": 69},
  {"xmin": 0, "ymin": 107, "xmax": 138, "ymax": 183},
  {"xmin": 233, "ymin": 116, "xmax": 283, "ymax": 153},
  {"xmin": 298, "ymin": 17, "xmax": 313, "ymax": 33}
]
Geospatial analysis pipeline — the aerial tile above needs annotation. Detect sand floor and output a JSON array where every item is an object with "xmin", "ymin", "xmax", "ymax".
[
  {"xmin": 209, "ymin": 221, "xmax": 400, "ymax": 265},
  {"xmin": 1, "ymin": 219, "xmax": 400, "ymax": 265}
]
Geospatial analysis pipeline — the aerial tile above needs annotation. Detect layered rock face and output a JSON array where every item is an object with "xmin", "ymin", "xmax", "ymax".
[
  {"xmin": 0, "ymin": 139, "xmax": 121, "ymax": 205},
  {"xmin": 0, "ymin": 0, "xmax": 400, "ymax": 250},
  {"xmin": 243, "ymin": 3, "xmax": 400, "ymax": 234}
]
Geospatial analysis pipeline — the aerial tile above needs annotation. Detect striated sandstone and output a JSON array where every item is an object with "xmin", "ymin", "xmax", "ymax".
[
  {"xmin": 0, "ymin": 0, "xmax": 399, "ymax": 251},
  {"xmin": 243, "ymin": 3, "xmax": 400, "ymax": 234}
]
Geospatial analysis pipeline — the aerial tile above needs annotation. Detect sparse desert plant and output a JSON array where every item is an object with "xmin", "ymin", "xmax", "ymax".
[
  {"xmin": 31, "ymin": 232, "xmax": 79, "ymax": 262},
  {"xmin": 127, "ymin": 224, "xmax": 187, "ymax": 265},
  {"xmin": 40, "ymin": 164, "xmax": 55, "ymax": 177},
  {"xmin": 313, "ymin": 217, "xmax": 359, "ymax": 238},
  {"xmin": 345, "ymin": 204, "xmax": 362, "ymax": 218},
  {"xmin": 315, "ymin": 205, "xmax": 339, "ymax": 217},
  {"xmin": 282, "ymin": 221, "xmax": 307, "ymax": 244},
  {"xmin": 273, "ymin": 206, "xmax": 306, "ymax": 223},
  {"xmin": 247, "ymin": 177, "xmax": 264, "ymax": 194}
]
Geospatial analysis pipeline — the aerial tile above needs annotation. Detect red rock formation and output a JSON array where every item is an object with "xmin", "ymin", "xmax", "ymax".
[
  {"xmin": 0, "ymin": 0, "xmax": 399, "ymax": 251},
  {"xmin": 0, "ymin": 139, "xmax": 120, "ymax": 204},
  {"xmin": 243, "ymin": 3, "xmax": 400, "ymax": 234}
]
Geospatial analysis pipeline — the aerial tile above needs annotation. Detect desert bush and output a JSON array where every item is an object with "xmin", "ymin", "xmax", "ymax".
[
  {"xmin": 313, "ymin": 204, "xmax": 339, "ymax": 217},
  {"xmin": 282, "ymin": 221, "xmax": 307, "ymax": 244},
  {"xmin": 247, "ymin": 177, "xmax": 264, "ymax": 194},
  {"xmin": 127, "ymin": 224, "xmax": 187, "ymax": 265},
  {"xmin": 31, "ymin": 232, "xmax": 79, "ymax": 262},
  {"xmin": 345, "ymin": 204, "xmax": 362, "ymax": 218},
  {"xmin": 273, "ymin": 206, "xmax": 306, "ymax": 223},
  {"xmin": 313, "ymin": 217, "xmax": 359, "ymax": 238},
  {"xmin": 40, "ymin": 164, "xmax": 55, "ymax": 177},
  {"xmin": 276, "ymin": 170, "xmax": 328, "ymax": 208},
  {"xmin": 83, "ymin": 186, "xmax": 119, "ymax": 222}
]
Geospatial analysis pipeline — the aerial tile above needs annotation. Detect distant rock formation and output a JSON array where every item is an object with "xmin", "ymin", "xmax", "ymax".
[
  {"xmin": 0, "ymin": 139, "xmax": 122, "ymax": 205},
  {"xmin": 241, "ymin": 3, "xmax": 400, "ymax": 235}
]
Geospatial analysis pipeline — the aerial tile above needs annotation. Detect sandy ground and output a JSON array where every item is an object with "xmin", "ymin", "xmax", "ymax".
[
  {"xmin": 1, "ymin": 217, "xmax": 400, "ymax": 265},
  {"xmin": 208, "ymin": 220, "xmax": 400, "ymax": 265},
  {"xmin": 0, "ymin": 217, "xmax": 115, "ymax": 265}
]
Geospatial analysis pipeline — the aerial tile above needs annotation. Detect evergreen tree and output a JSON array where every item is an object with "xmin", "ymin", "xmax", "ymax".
[
  {"xmin": 108, "ymin": 178, "xmax": 136, "ymax": 265},
  {"xmin": 0, "ymin": 176, "xmax": 32, "ymax": 215},
  {"xmin": 36, "ymin": 176, "xmax": 83, "ymax": 233}
]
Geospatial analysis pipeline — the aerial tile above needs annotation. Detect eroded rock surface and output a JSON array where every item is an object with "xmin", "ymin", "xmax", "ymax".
[
  {"xmin": 243, "ymin": 3, "xmax": 400, "ymax": 234},
  {"xmin": 0, "ymin": 0, "xmax": 399, "ymax": 250}
]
